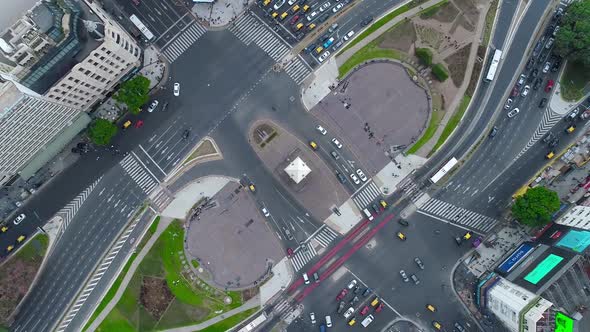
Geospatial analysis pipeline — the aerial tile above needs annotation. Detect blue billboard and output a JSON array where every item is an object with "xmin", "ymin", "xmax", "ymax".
[{"xmin": 497, "ymin": 243, "xmax": 535, "ymax": 274}]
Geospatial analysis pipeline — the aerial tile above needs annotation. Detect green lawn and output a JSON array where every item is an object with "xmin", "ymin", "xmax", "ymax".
[
  {"xmin": 419, "ymin": 0, "xmax": 449, "ymax": 19},
  {"xmin": 198, "ymin": 308, "xmax": 259, "ymax": 332},
  {"xmin": 97, "ymin": 220, "xmax": 245, "ymax": 331},
  {"xmin": 338, "ymin": 42, "xmax": 402, "ymax": 79},
  {"xmin": 430, "ymin": 95, "xmax": 471, "ymax": 155},
  {"xmin": 148, "ymin": 216, "xmax": 160, "ymax": 234},
  {"xmin": 16, "ymin": 233, "xmax": 48, "ymax": 261},
  {"xmin": 407, "ymin": 111, "xmax": 444, "ymax": 154},
  {"xmin": 560, "ymin": 60, "xmax": 590, "ymax": 102},
  {"xmin": 482, "ymin": 0, "xmax": 499, "ymax": 46}
]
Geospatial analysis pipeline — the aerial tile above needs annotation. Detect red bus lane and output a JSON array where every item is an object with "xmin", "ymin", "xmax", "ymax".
[
  {"xmin": 287, "ymin": 219, "xmax": 372, "ymax": 293},
  {"xmin": 295, "ymin": 215, "xmax": 393, "ymax": 302}
]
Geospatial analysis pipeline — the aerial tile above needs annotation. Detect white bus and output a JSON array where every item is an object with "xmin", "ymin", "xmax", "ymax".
[
  {"xmin": 129, "ymin": 14, "xmax": 155, "ymax": 41},
  {"xmin": 430, "ymin": 157, "xmax": 458, "ymax": 184},
  {"xmin": 237, "ymin": 313, "xmax": 267, "ymax": 332},
  {"xmin": 484, "ymin": 49, "xmax": 502, "ymax": 82}
]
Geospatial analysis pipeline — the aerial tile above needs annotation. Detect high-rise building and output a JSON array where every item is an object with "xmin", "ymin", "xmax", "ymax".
[
  {"xmin": 556, "ymin": 205, "xmax": 590, "ymax": 230},
  {"xmin": 0, "ymin": 0, "xmax": 141, "ymax": 111},
  {"xmin": 0, "ymin": 74, "xmax": 89, "ymax": 186}
]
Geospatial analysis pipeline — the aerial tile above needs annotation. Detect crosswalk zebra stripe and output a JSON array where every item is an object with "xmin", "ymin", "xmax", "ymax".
[
  {"xmin": 161, "ymin": 22, "xmax": 207, "ymax": 63},
  {"xmin": 352, "ymin": 181, "xmax": 382, "ymax": 209},
  {"xmin": 120, "ymin": 154, "xmax": 159, "ymax": 194},
  {"xmin": 313, "ymin": 226, "xmax": 338, "ymax": 247},
  {"xmin": 289, "ymin": 242, "xmax": 316, "ymax": 271},
  {"xmin": 418, "ymin": 198, "xmax": 499, "ymax": 233}
]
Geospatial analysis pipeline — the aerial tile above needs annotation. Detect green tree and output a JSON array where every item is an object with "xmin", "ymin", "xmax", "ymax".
[
  {"xmin": 113, "ymin": 75, "xmax": 150, "ymax": 114},
  {"xmin": 512, "ymin": 187, "xmax": 560, "ymax": 227},
  {"xmin": 431, "ymin": 63, "xmax": 449, "ymax": 82},
  {"xmin": 88, "ymin": 118, "xmax": 117, "ymax": 146},
  {"xmin": 554, "ymin": 0, "xmax": 590, "ymax": 66},
  {"xmin": 415, "ymin": 47, "xmax": 433, "ymax": 66}
]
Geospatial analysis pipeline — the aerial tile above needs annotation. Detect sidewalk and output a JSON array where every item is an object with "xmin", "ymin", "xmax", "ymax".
[{"xmin": 192, "ymin": 0, "xmax": 253, "ymax": 28}]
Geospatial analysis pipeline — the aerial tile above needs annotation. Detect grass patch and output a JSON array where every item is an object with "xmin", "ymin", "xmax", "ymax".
[
  {"xmin": 406, "ymin": 110, "xmax": 444, "ymax": 154},
  {"xmin": 560, "ymin": 60, "xmax": 590, "ymax": 102},
  {"xmin": 430, "ymin": 95, "xmax": 471, "ymax": 155},
  {"xmin": 419, "ymin": 0, "xmax": 449, "ymax": 19},
  {"xmin": 187, "ymin": 140, "xmax": 216, "ymax": 162},
  {"xmin": 198, "ymin": 307, "xmax": 258, "ymax": 332},
  {"xmin": 148, "ymin": 216, "xmax": 160, "ymax": 235},
  {"xmin": 338, "ymin": 42, "xmax": 402, "ymax": 78},
  {"xmin": 191, "ymin": 259, "xmax": 200, "ymax": 268},
  {"xmin": 431, "ymin": 63, "xmax": 449, "ymax": 81},
  {"xmin": 16, "ymin": 233, "xmax": 48, "ymax": 261},
  {"xmin": 482, "ymin": 0, "xmax": 499, "ymax": 46}
]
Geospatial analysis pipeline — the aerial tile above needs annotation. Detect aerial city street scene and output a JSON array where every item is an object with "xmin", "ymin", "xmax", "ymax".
[{"xmin": 0, "ymin": 0, "xmax": 590, "ymax": 331}]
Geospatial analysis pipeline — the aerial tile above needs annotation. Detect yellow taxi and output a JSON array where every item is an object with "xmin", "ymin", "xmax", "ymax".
[
  {"xmin": 546, "ymin": 151, "xmax": 555, "ymax": 159},
  {"xmin": 309, "ymin": 141, "xmax": 318, "ymax": 150},
  {"xmin": 566, "ymin": 125, "xmax": 575, "ymax": 133},
  {"xmin": 123, "ymin": 120, "xmax": 132, "ymax": 129},
  {"xmin": 432, "ymin": 321, "xmax": 442, "ymax": 330},
  {"xmin": 291, "ymin": 4, "xmax": 300, "ymax": 12},
  {"xmin": 348, "ymin": 317, "xmax": 356, "ymax": 326},
  {"xmin": 303, "ymin": 4, "xmax": 310, "ymax": 11},
  {"xmin": 272, "ymin": 12, "xmax": 279, "ymax": 18},
  {"xmin": 6, "ymin": 245, "xmax": 13, "ymax": 252},
  {"xmin": 308, "ymin": 23, "xmax": 316, "ymax": 30},
  {"xmin": 263, "ymin": 0, "xmax": 271, "ymax": 5},
  {"xmin": 370, "ymin": 297, "xmax": 380, "ymax": 307},
  {"xmin": 17, "ymin": 235, "xmax": 25, "ymax": 243},
  {"xmin": 463, "ymin": 232, "xmax": 472, "ymax": 240},
  {"xmin": 280, "ymin": 12, "xmax": 288, "ymax": 20},
  {"xmin": 1, "ymin": 225, "xmax": 8, "ymax": 233},
  {"xmin": 315, "ymin": 46, "xmax": 324, "ymax": 54},
  {"xmin": 426, "ymin": 304, "xmax": 437, "ymax": 312},
  {"xmin": 379, "ymin": 199, "xmax": 387, "ymax": 208},
  {"xmin": 295, "ymin": 23, "xmax": 304, "ymax": 30},
  {"xmin": 397, "ymin": 232, "xmax": 406, "ymax": 241}
]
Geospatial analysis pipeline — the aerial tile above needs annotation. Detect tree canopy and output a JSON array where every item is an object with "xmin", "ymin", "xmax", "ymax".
[
  {"xmin": 88, "ymin": 118, "xmax": 117, "ymax": 146},
  {"xmin": 113, "ymin": 75, "xmax": 150, "ymax": 114},
  {"xmin": 512, "ymin": 186, "xmax": 560, "ymax": 227},
  {"xmin": 554, "ymin": 0, "xmax": 590, "ymax": 66}
]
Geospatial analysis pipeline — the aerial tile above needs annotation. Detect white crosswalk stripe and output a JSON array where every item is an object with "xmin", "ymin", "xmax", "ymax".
[
  {"xmin": 274, "ymin": 298, "xmax": 293, "ymax": 316},
  {"xmin": 352, "ymin": 181, "xmax": 382, "ymax": 209},
  {"xmin": 119, "ymin": 154, "xmax": 160, "ymax": 194},
  {"xmin": 398, "ymin": 178, "xmax": 427, "ymax": 204},
  {"xmin": 515, "ymin": 108, "xmax": 563, "ymax": 159},
  {"xmin": 417, "ymin": 198, "xmax": 498, "ymax": 233},
  {"xmin": 313, "ymin": 226, "xmax": 338, "ymax": 248},
  {"xmin": 289, "ymin": 242, "xmax": 316, "ymax": 271},
  {"xmin": 162, "ymin": 22, "xmax": 207, "ymax": 63},
  {"xmin": 229, "ymin": 13, "xmax": 311, "ymax": 85}
]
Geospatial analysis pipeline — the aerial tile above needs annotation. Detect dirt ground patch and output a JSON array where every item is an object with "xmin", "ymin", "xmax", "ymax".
[
  {"xmin": 445, "ymin": 43, "xmax": 472, "ymax": 87},
  {"xmin": 421, "ymin": 1, "xmax": 459, "ymax": 22},
  {"xmin": 453, "ymin": 0, "xmax": 480, "ymax": 24},
  {"xmin": 415, "ymin": 24, "xmax": 444, "ymax": 50},
  {"xmin": 242, "ymin": 287, "xmax": 259, "ymax": 302},
  {"xmin": 466, "ymin": 46, "xmax": 486, "ymax": 96},
  {"xmin": 140, "ymin": 276, "xmax": 174, "ymax": 319},
  {"xmin": 378, "ymin": 20, "xmax": 417, "ymax": 53},
  {"xmin": 188, "ymin": 140, "xmax": 217, "ymax": 161}
]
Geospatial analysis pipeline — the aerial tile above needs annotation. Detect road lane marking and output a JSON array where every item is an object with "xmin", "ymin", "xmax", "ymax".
[{"xmin": 138, "ymin": 144, "xmax": 167, "ymax": 176}]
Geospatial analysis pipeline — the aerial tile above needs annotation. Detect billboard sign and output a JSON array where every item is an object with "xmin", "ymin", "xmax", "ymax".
[
  {"xmin": 497, "ymin": 243, "xmax": 535, "ymax": 274},
  {"xmin": 555, "ymin": 312, "xmax": 574, "ymax": 332},
  {"xmin": 556, "ymin": 229, "xmax": 590, "ymax": 252}
]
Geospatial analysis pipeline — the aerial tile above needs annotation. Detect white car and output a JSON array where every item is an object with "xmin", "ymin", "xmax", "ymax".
[
  {"xmin": 343, "ymin": 307, "xmax": 355, "ymax": 319},
  {"xmin": 273, "ymin": 0, "xmax": 285, "ymax": 10},
  {"xmin": 318, "ymin": 51, "xmax": 330, "ymax": 63},
  {"xmin": 261, "ymin": 207, "xmax": 270, "ymax": 217},
  {"xmin": 306, "ymin": 11, "xmax": 318, "ymax": 21},
  {"xmin": 13, "ymin": 214, "xmax": 26, "ymax": 225},
  {"xmin": 350, "ymin": 173, "xmax": 360, "ymax": 184},
  {"xmin": 521, "ymin": 85, "xmax": 530, "ymax": 97},
  {"xmin": 147, "ymin": 100, "xmax": 159, "ymax": 112},
  {"xmin": 347, "ymin": 279, "xmax": 357, "ymax": 289},
  {"xmin": 542, "ymin": 61, "xmax": 551, "ymax": 73},
  {"xmin": 288, "ymin": 0, "xmax": 297, "ymax": 4},
  {"xmin": 173, "ymin": 82, "xmax": 180, "ymax": 96},
  {"xmin": 331, "ymin": 137, "xmax": 342, "ymax": 149},
  {"xmin": 355, "ymin": 169, "xmax": 367, "ymax": 182},
  {"xmin": 332, "ymin": 3, "xmax": 344, "ymax": 12},
  {"xmin": 316, "ymin": 125, "xmax": 327, "ymax": 135},
  {"xmin": 343, "ymin": 30, "xmax": 355, "ymax": 41},
  {"xmin": 504, "ymin": 98, "xmax": 513, "ymax": 109},
  {"xmin": 310, "ymin": 312, "xmax": 316, "ymax": 324},
  {"xmin": 319, "ymin": 1, "xmax": 331, "ymax": 12},
  {"xmin": 507, "ymin": 108, "xmax": 520, "ymax": 118}
]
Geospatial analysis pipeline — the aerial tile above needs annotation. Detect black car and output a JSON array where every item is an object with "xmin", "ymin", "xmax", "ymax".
[
  {"xmin": 549, "ymin": 138, "xmax": 559, "ymax": 148},
  {"xmin": 488, "ymin": 126, "xmax": 498, "ymax": 138},
  {"xmin": 336, "ymin": 172, "xmax": 347, "ymax": 184},
  {"xmin": 531, "ymin": 68, "xmax": 539, "ymax": 78},
  {"xmin": 525, "ymin": 58, "xmax": 534, "ymax": 70},
  {"xmin": 542, "ymin": 132, "xmax": 555, "ymax": 144},
  {"xmin": 551, "ymin": 58, "xmax": 562, "ymax": 72},
  {"xmin": 538, "ymin": 98, "xmax": 548, "ymax": 108},
  {"xmin": 362, "ymin": 287, "xmax": 372, "ymax": 297},
  {"xmin": 353, "ymin": 285, "xmax": 361, "ymax": 294},
  {"xmin": 533, "ymin": 77, "xmax": 542, "ymax": 90},
  {"xmin": 360, "ymin": 15, "xmax": 373, "ymax": 26},
  {"xmin": 371, "ymin": 204, "xmax": 379, "ymax": 214},
  {"xmin": 398, "ymin": 219, "xmax": 409, "ymax": 226},
  {"xmin": 318, "ymin": 14, "xmax": 329, "ymax": 23},
  {"xmin": 182, "ymin": 129, "xmax": 190, "ymax": 139}
]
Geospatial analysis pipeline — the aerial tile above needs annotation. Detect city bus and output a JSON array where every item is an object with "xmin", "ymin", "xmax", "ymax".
[
  {"xmin": 429, "ymin": 157, "xmax": 458, "ymax": 184},
  {"xmin": 129, "ymin": 14, "xmax": 154, "ymax": 41},
  {"xmin": 484, "ymin": 49, "xmax": 503, "ymax": 82}
]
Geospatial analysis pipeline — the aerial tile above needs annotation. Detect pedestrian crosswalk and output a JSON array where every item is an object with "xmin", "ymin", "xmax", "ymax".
[
  {"xmin": 417, "ymin": 198, "xmax": 498, "ymax": 233},
  {"xmin": 290, "ymin": 242, "xmax": 316, "ymax": 272},
  {"xmin": 274, "ymin": 298, "xmax": 293, "ymax": 317},
  {"xmin": 229, "ymin": 13, "xmax": 311, "ymax": 85},
  {"xmin": 313, "ymin": 226, "xmax": 338, "ymax": 247},
  {"xmin": 516, "ymin": 108, "xmax": 563, "ymax": 159},
  {"xmin": 161, "ymin": 22, "xmax": 207, "ymax": 63},
  {"xmin": 119, "ymin": 154, "xmax": 160, "ymax": 195},
  {"xmin": 398, "ymin": 178, "xmax": 427, "ymax": 203},
  {"xmin": 352, "ymin": 181, "xmax": 382, "ymax": 209}
]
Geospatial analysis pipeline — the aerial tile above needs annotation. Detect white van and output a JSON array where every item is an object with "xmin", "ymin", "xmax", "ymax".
[
  {"xmin": 325, "ymin": 315, "xmax": 333, "ymax": 327},
  {"xmin": 363, "ymin": 208, "xmax": 374, "ymax": 221},
  {"xmin": 303, "ymin": 272, "xmax": 310, "ymax": 284},
  {"xmin": 361, "ymin": 314, "xmax": 374, "ymax": 327}
]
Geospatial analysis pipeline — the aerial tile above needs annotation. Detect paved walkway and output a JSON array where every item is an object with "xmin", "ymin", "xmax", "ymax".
[{"xmin": 193, "ymin": 0, "xmax": 253, "ymax": 28}]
